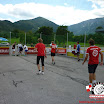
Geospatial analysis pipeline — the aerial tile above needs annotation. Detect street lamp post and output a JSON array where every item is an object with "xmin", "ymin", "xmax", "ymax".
[
  {"xmin": 83, "ymin": 32, "xmax": 86, "ymax": 60},
  {"xmin": 10, "ymin": 32, "xmax": 11, "ymax": 55},
  {"xmin": 67, "ymin": 32, "xmax": 68, "ymax": 47},
  {"xmin": 25, "ymin": 32, "xmax": 26, "ymax": 45}
]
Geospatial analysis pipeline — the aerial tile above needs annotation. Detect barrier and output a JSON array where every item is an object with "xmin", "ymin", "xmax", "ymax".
[
  {"xmin": 27, "ymin": 47, "xmax": 38, "ymax": 54},
  {"xmin": 0, "ymin": 47, "xmax": 9, "ymax": 54},
  {"xmin": 67, "ymin": 49, "xmax": 84, "ymax": 58},
  {"xmin": 57, "ymin": 48, "xmax": 66, "ymax": 54},
  {"xmin": 27, "ymin": 47, "xmax": 67, "ymax": 55}
]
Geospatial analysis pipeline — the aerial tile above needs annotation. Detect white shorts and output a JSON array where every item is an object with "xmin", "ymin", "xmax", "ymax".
[{"xmin": 12, "ymin": 49, "xmax": 15, "ymax": 52}]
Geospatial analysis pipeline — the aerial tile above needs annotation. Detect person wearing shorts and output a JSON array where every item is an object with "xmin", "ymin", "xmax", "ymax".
[
  {"xmin": 82, "ymin": 39, "xmax": 103, "ymax": 86},
  {"xmin": 24, "ymin": 45, "xmax": 28, "ymax": 56},
  {"xmin": 50, "ymin": 41, "xmax": 57, "ymax": 65},
  {"xmin": 18, "ymin": 42, "xmax": 23, "ymax": 55},
  {"xmin": 35, "ymin": 38, "xmax": 47, "ymax": 75},
  {"xmin": 77, "ymin": 41, "xmax": 80, "ymax": 61},
  {"xmin": 12, "ymin": 42, "xmax": 16, "ymax": 56}
]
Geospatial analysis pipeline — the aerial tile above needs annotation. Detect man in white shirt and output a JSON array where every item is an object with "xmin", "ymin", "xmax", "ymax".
[{"xmin": 24, "ymin": 45, "xmax": 28, "ymax": 56}]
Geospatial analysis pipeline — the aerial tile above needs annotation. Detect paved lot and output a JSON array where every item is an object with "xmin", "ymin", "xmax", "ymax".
[{"xmin": 0, "ymin": 55, "xmax": 104, "ymax": 104}]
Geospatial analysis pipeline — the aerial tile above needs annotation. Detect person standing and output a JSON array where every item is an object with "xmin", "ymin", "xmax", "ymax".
[
  {"xmin": 12, "ymin": 42, "xmax": 16, "ymax": 56},
  {"xmin": 77, "ymin": 41, "xmax": 80, "ymax": 61},
  {"xmin": 74, "ymin": 44, "xmax": 76, "ymax": 49},
  {"xmin": 82, "ymin": 39, "xmax": 103, "ymax": 86},
  {"xmin": 50, "ymin": 41, "xmax": 57, "ymax": 65},
  {"xmin": 24, "ymin": 45, "xmax": 28, "ymax": 56},
  {"xmin": 35, "ymin": 38, "xmax": 47, "ymax": 75},
  {"xmin": 18, "ymin": 42, "xmax": 23, "ymax": 56}
]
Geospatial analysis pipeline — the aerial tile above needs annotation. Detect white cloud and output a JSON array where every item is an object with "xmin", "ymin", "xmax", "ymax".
[
  {"xmin": 92, "ymin": 4, "xmax": 98, "ymax": 9},
  {"xmin": 0, "ymin": 2, "xmax": 104, "ymax": 25},
  {"xmin": 88, "ymin": 0, "xmax": 104, "ymax": 8},
  {"xmin": 64, "ymin": 3, "xmax": 68, "ymax": 6}
]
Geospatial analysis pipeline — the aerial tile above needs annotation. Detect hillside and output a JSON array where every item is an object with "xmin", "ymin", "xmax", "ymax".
[
  {"xmin": 68, "ymin": 18, "xmax": 104, "ymax": 35},
  {"xmin": 0, "ymin": 17, "xmax": 104, "ymax": 35},
  {"xmin": 0, "ymin": 17, "xmax": 59, "ymax": 33}
]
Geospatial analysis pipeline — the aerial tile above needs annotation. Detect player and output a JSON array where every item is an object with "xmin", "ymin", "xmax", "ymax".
[
  {"xmin": 35, "ymin": 38, "xmax": 47, "ymax": 75},
  {"xmin": 24, "ymin": 45, "xmax": 28, "ymax": 56},
  {"xmin": 50, "ymin": 41, "xmax": 57, "ymax": 65},
  {"xmin": 77, "ymin": 41, "xmax": 80, "ymax": 61},
  {"xmin": 12, "ymin": 42, "xmax": 16, "ymax": 56},
  {"xmin": 82, "ymin": 39, "xmax": 103, "ymax": 86}
]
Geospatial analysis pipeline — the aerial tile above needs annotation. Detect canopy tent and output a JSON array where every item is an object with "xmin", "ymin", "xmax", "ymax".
[{"xmin": 0, "ymin": 37, "xmax": 8, "ymax": 41}]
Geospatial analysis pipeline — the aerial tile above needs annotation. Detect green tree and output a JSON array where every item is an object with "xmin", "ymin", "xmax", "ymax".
[
  {"xmin": 56, "ymin": 26, "xmax": 68, "ymax": 43},
  {"xmin": 96, "ymin": 26, "xmax": 103, "ymax": 30},
  {"xmin": 37, "ymin": 26, "xmax": 54, "ymax": 44}
]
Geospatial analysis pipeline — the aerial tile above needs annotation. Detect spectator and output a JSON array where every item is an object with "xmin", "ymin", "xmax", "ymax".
[
  {"xmin": 12, "ymin": 42, "xmax": 16, "ymax": 56},
  {"xmin": 24, "ymin": 45, "xmax": 28, "ymax": 56}
]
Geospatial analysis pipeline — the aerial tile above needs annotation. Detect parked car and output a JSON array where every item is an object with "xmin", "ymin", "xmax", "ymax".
[{"xmin": 0, "ymin": 42, "xmax": 9, "ymax": 46}]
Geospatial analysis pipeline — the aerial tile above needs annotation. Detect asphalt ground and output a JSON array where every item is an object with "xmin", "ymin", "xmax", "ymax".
[{"xmin": 0, "ymin": 55, "xmax": 104, "ymax": 104}]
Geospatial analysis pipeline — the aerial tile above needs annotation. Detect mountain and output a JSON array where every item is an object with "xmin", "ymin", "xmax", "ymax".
[
  {"xmin": 68, "ymin": 18, "xmax": 104, "ymax": 35},
  {"xmin": 0, "ymin": 17, "xmax": 59, "ymax": 33},
  {"xmin": 0, "ymin": 20, "xmax": 14, "ymax": 32}
]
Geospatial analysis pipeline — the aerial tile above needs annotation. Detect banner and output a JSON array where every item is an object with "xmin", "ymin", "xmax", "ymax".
[
  {"xmin": 0, "ymin": 47, "xmax": 9, "ymax": 54},
  {"xmin": 57, "ymin": 48, "xmax": 66, "ymax": 54},
  {"xmin": 27, "ymin": 47, "xmax": 66, "ymax": 54},
  {"xmin": 27, "ymin": 48, "xmax": 38, "ymax": 54}
]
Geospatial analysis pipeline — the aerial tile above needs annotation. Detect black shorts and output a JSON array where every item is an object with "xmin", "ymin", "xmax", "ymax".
[
  {"xmin": 88, "ymin": 64, "xmax": 98, "ymax": 73},
  {"xmin": 77, "ymin": 52, "xmax": 80, "ymax": 56},
  {"xmin": 37, "ymin": 56, "xmax": 44, "ymax": 66},
  {"xmin": 51, "ymin": 52, "xmax": 55, "ymax": 56},
  {"xmin": 20, "ymin": 47, "xmax": 23, "ymax": 51}
]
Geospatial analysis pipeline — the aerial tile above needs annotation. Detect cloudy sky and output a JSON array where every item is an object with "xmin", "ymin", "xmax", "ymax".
[{"xmin": 0, "ymin": 0, "xmax": 104, "ymax": 26}]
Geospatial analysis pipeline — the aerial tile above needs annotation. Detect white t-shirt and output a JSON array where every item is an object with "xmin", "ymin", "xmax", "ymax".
[
  {"xmin": 24, "ymin": 45, "xmax": 28, "ymax": 50},
  {"xmin": 18, "ymin": 44, "xmax": 22, "ymax": 48}
]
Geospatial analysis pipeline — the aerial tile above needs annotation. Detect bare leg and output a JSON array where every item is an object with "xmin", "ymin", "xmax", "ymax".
[
  {"xmin": 52, "ymin": 56, "xmax": 54, "ymax": 62},
  {"xmin": 93, "ymin": 73, "xmax": 96, "ymax": 80},
  {"xmin": 42, "ymin": 66, "xmax": 44, "ymax": 72},
  {"xmin": 37, "ymin": 64, "xmax": 40, "ymax": 71},
  {"xmin": 89, "ymin": 73, "xmax": 93, "ymax": 83}
]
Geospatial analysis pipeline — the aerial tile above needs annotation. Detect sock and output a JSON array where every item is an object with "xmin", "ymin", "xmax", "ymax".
[
  {"xmin": 89, "ymin": 83, "xmax": 92, "ymax": 86},
  {"xmin": 93, "ymin": 80, "xmax": 96, "ymax": 84}
]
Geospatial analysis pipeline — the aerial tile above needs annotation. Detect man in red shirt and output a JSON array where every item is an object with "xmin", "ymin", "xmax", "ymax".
[
  {"xmin": 35, "ymin": 38, "xmax": 47, "ymax": 75},
  {"xmin": 82, "ymin": 39, "xmax": 103, "ymax": 85},
  {"xmin": 50, "ymin": 41, "xmax": 57, "ymax": 65}
]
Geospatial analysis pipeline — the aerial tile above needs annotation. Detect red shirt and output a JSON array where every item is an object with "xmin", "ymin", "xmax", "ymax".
[
  {"xmin": 51, "ymin": 44, "xmax": 56, "ymax": 53},
  {"xmin": 86, "ymin": 46, "xmax": 101, "ymax": 65},
  {"xmin": 35, "ymin": 43, "xmax": 45, "ymax": 56}
]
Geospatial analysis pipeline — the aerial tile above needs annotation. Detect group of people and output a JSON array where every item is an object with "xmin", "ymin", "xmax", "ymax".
[
  {"xmin": 12, "ymin": 38, "xmax": 103, "ymax": 87},
  {"xmin": 34, "ymin": 38, "xmax": 103, "ymax": 87},
  {"xmin": 34, "ymin": 39, "xmax": 57, "ymax": 75},
  {"xmin": 12, "ymin": 42, "xmax": 28, "ymax": 56}
]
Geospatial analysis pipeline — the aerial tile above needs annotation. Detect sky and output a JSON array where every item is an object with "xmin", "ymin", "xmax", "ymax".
[{"xmin": 0, "ymin": 0, "xmax": 104, "ymax": 26}]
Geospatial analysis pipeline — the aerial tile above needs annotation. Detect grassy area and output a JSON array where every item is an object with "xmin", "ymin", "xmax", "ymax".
[
  {"xmin": 58, "ymin": 41, "xmax": 104, "ymax": 47},
  {"xmin": 1, "ymin": 38, "xmax": 104, "ymax": 47},
  {"xmin": 7, "ymin": 38, "xmax": 20, "ymax": 44}
]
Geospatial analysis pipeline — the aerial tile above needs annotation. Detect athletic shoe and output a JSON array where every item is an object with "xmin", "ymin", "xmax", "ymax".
[
  {"xmin": 37, "ymin": 70, "xmax": 41, "ymax": 75},
  {"xmin": 42, "ymin": 71, "xmax": 44, "ymax": 75},
  {"xmin": 52, "ymin": 62, "xmax": 55, "ymax": 65},
  {"xmin": 78, "ymin": 59, "xmax": 80, "ymax": 61}
]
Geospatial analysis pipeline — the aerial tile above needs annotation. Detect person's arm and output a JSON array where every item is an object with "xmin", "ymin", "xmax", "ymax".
[
  {"xmin": 34, "ymin": 44, "xmax": 37, "ymax": 51},
  {"xmin": 45, "ymin": 48, "xmax": 47, "ymax": 58},
  {"xmin": 82, "ymin": 54, "xmax": 88, "ymax": 65},
  {"xmin": 99, "ymin": 51, "xmax": 103, "ymax": 65}
]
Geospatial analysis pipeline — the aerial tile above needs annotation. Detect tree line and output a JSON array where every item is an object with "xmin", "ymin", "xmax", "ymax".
[{"xmin": 0, "ymin": 26, "xmax": 104, "ymax": 45}]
